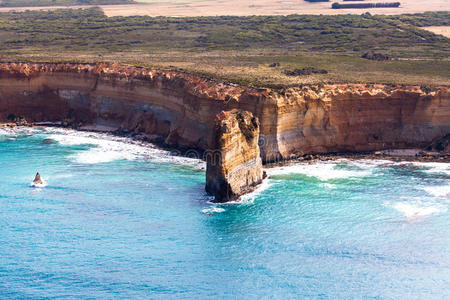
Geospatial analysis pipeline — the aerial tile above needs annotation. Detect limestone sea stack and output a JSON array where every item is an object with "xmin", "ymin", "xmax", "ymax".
[
  {"xmin": 206, "ymin": 109, "xmax": 264, "ymax": 202},
  {"xmin": 33, "ymin": 172, "xmax": 44, "ymax": 185}
]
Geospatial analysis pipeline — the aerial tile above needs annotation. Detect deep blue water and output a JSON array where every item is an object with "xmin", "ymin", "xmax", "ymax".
[{"xmin": 0, "ymin": 127, "xmax": 449, "ymax": 299}]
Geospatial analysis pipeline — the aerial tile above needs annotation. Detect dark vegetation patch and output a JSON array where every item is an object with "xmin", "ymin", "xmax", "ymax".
[
  {"xmin": 332, "ymin": 2, "xmax": 400, "ymax": 9},
  {"xmin": 284, "ymin": 67, "xmax": 328, "ymax": 76},
  {"xmin": 361, "ymin": 51, "xmax": 389, "ymax": 61}
]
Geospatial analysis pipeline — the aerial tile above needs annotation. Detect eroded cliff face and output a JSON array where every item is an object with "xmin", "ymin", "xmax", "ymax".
[
  {"xmin": 205, "ymin": 110, "xmax": 263, "ymax": 202},
  {"xmin": 270, "ymin": 86, "xmax": 450, "ymax": 160},
  {"xmin": 1, "ymin": 63, "xmax": 449, "ymax": 162}
]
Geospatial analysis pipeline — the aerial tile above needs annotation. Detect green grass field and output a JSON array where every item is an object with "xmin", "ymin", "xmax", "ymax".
[{"xmin": 0, "ymin": 8, "xmax": 448, "ymax": 87}]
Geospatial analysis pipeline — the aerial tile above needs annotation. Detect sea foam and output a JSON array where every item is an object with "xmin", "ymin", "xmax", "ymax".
[
  {"xmin": 421, "ymin": 185, "xmax": 450, "ymax": 198},
  {"xmin": 201, "ymin": 207, "xmax": 226, "ymax": 214},
  {"xmin": 266, "ymin": 160, "xmax": 372, "ymax": 181},
  {"xmin": 43, "ymin": 128, "xmax": 204, "ymax": 167},
  {"xmin": 0, "ymin": 127, "xmax": 41, "ymax": 136},
  {"xmin": 391, "ymin": 202, "xmax": 446, "ymax": 219},
  {"xmin": 412, "ymin": 162, "xmax": 450, "ymax": 176},
  {"xmin": 0, "ymin": 127, "xmax": 42, "ymax": 141},
  {"xmin": 30, "ymin": 179, "xmax": 47, "ymax": 188},
  {"xmin": 238, "ymin": 179, "xmax": 273, "ymax": 204},
  {"xmin": 266, "ymin": 159, "xmax": 450, "ymax": 182}
]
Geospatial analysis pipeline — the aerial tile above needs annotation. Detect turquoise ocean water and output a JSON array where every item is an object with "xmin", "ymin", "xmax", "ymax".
[{"xmin": 0, "ymin": 127, "xmax": 449, "ymax": 299}]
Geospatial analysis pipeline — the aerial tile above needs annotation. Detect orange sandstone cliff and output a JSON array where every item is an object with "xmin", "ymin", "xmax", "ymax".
[
  {"xmin": 0, "ymin": 63, "xmax": 449, "ymax": 200},
  {"xmin": 1, "ymin": 63, "xmax": 448, "ymax": 160}
]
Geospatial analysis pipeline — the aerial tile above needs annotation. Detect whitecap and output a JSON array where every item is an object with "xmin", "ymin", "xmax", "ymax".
[
  {"xmin": 47, "ymin": 133, "xmax": 100, "ymax": 146},
  {"xmin": 72, "ymin": 149, "xmax": 136, "ymax": 164},
  {"xmin": 30, "ymin": 179, "xmax": 47, "ymax": 188},
  {"xmin": 201, "ymin": 207, "xmax": 225, "ymax": 214},
  {"xmin": 421, "ymin": 185, "xmax": 450, "ymax": 198},
  {"xmin": 238, "ymin": 179, "xmax": 273, "ymax": 204},
  {"xmin": 0, "ymin": 128, "xmax": 13, "ymax": 136},
  {"xmin": 204, "ymin": 179, "xmax": 272, "ymax": 205},
  {"xmin": 378, "ymin": 161, "xmax": 450, "ymax": 176},
  {"xmin": 266, "ymin": 160, "xmax": 371, "ymax": 181},
  {"xmin": 388, "ymin": 202, "xmax": 447, "ymax": 219},
  {"xmin": 0, "ymin": 127, "xmax": 42, "ymax": 136},
  {"xmin": 411, "ymin": 162, "xmax": 450, "ymax": 176},
  {"xmin": 333, "ymin": 159, "xmax": 450, "ymax": 176},
  {"xmin": 342, "ymin": 159, "xmax": 393, "ymax": 169},
  {"xmin": 321, "ymin": 183, "xmax": 336, "ymax": 189}
]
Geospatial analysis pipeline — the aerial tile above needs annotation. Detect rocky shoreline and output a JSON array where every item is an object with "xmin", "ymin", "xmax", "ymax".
[
  {"xmin": 1, "ymin": 62, "xmax": 449, "ymax": 201},
  {"xmin": 2, "ymin": 121, "xmax": 448, "ymax": 164},
  {"xmin": 266, "ymin": 151, "xmax": 450, "ymax": 167}
]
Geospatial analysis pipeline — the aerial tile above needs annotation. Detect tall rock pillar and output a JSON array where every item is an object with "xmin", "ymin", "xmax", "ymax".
[{"xmin": 206, "ymin": 109, "xmax": 264, "ymax": 202}]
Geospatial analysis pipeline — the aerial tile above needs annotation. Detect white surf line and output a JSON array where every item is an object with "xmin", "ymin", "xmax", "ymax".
[
  {"xmin": 391, "ymin": 202, "xmax": 447, "ymax": 219},
  {"xmin": 41, "ymin": 127, "xmax": 205, "ymax": 167},
  {"xmin": 421, "ymin": 185, "xmax": 450, "ymax": 198},
  {"xmin": 265, "ymin": 159, "xmax": 373, "ymax": 181}
]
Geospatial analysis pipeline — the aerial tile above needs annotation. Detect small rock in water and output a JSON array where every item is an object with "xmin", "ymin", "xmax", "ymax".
[
  {"xmin": 41, "ymin": 138, "xmax": 56, "ymax": 144},
  {"xmin": 33, "ymin": 172, "xmax": 43, "ymax": 185}
]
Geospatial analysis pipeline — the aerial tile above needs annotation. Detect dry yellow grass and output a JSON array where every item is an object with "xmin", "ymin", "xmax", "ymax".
[
  {"xmin": 9, "ymin": 49, "xmax": 450, "ymax": 87},
  {"xmin": 0, "ymin": 0, "xmax": 448, "ymax": 16},
  {"xmin": 421, "ymin": 26, "xmax": 450, "ymax": 38}
]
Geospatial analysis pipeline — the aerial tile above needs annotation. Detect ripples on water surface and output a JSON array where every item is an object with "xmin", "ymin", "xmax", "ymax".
[{"xmin": 0, "ymin": 127, "xmax": 449, "ymax": 299}]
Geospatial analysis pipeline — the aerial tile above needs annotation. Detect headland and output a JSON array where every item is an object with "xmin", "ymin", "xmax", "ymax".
[{"xmin": 1, "ymin": 62, "xmax": 448, "ymax": 201}]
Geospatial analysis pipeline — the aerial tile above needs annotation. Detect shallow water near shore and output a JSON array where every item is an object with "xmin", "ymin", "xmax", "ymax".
[{"xmin": 1, "ymin": 127, "xmax": 449, "ymax": 299}]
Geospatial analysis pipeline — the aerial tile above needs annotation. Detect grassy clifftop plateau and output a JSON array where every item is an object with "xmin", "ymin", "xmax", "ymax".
[{"xmin": 0, "ymin": 8, "xmax": 448, "ymax": 87}]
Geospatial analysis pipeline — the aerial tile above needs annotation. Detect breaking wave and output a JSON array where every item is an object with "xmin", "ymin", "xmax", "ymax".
[
  {"xmin": 265, "ymin": 159, "xmax": 450, "ymax": 182},
  {"xmin": 238, "ymin": 179, "xmax": 272, "ymax": 204},
  {"xmin": 201, "ymin": 206, "xmax": 226, "ymax": 214},
  {"xmin": 30, "ymin": 180, "xmax": 47, "ymax": 188},
  {"xmin": 0, "ymin": 126, "xmax": 205, "ymax": 167},
  {"xmin": 0, "ymin": 127, "xmax": 42, "ymax": 141},
  {"xmin": 421, "ymin": 185, "xmax": 450, "ymax": 198},
  {"xmin": 410, "ymin": 162, "xmax": 450, "ymax": 176},
  {"xmin": 389, "ymin": 202, "xmax": 447, "ymax": 219},
  {"xmin": 266, "ymin": 159, "xmax": 374, "ymax": 181},
  {"xmin": 42, "ymin": 128, "xmax": 205, "ymax": 167}
]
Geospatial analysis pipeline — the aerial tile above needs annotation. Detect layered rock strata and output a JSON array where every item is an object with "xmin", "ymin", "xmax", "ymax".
[
  {"xmin": 1, "ymin": 63, "xmax": 449, "ymax": 200},
  {"xmin": 205, "ymin": 110, "xmax": 263, "ymax": 202}
]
